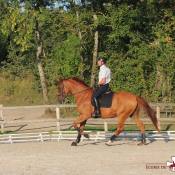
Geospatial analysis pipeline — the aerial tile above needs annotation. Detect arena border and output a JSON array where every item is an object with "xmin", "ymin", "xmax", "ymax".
[{"xmin": 0, "ymin": 131, "xmax": 174, "ymax": 144}]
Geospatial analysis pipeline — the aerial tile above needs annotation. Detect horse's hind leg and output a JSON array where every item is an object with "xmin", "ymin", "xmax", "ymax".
[
  {"xmin": 106, "ymin": 114, "xmax": 127, "ymax": 145},
  {"xmin": 134, "ymin": 115, "xmax": 146, "ymax": 145},
  {"xmin": 110, "ymin": 122, "xmax": 125, "ymax": 142}
]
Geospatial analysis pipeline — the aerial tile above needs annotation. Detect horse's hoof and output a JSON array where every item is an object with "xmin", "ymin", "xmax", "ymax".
[
  {"xmin": 83, "ymin": 133, "xmax": 90, "ymax": 139},
  {"xmin": 105, "ymin": 140, "xmax": 113, "ymax": 146},
  {"xmin": 71, "ymin": 142, "xmax": 77, "ymax": 146}
]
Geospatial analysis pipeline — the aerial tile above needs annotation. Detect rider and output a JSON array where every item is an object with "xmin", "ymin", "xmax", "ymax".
[{"xmin": 92, "ymin": 57, "xmax": 111, "ymax": 118}]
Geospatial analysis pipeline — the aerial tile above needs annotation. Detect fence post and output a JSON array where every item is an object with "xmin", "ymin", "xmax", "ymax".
[
  {"xmin": 104, "ymin": 122, "xmax": 108, "ymax": 132},
  {"xmin": 0, "ymin": 104, "xmax": 4, "ymax": 133},
  {"xmin": 56, "ymin": 107, "xmax": 60, "ymax": 131},
  {"xmin": 156, "ymin": 105, "xmax": 161, "ymax": 131}
]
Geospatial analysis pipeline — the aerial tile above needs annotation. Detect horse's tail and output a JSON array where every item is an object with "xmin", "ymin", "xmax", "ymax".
[{"xmin": 136, "ymin": 96, "xmax": 160, "ymax": 132}]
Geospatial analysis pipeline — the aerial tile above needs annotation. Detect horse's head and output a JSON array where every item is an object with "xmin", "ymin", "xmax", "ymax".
[
  {"xmin": 57, "ymin": 79, "xmax": 71, "ymax": 103},
  {"xmin": 57, "ymin": 77, "xmax": 90, "ymax": 103}
]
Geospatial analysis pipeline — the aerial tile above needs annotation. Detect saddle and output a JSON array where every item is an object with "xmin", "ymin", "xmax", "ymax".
[{"xmin": 91, "ymin": 89, "xmax": 114, "ymax": 108}]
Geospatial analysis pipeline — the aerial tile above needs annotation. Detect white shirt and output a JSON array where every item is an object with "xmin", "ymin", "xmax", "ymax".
[{"xmin": 98, "ymin": 64, "xmax": 111, "ymax": 84}]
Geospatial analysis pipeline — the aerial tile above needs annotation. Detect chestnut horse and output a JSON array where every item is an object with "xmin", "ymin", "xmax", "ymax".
[{"xmin": 58, "ymin": 77, "xmax": 160, "ymax": 146}]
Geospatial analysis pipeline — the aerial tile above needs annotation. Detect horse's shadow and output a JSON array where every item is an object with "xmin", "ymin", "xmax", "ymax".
[{"xmin": 77, "ymin": 139, "xmax": 153, "ymax": 146}]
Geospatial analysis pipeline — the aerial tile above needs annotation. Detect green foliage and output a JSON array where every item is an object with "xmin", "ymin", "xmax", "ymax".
[
  {"xmin": 0, "ymin": 0, "xmax": 175, "ymax": 105},
  {"xmin": 1, "ymin": 5, "xmax": 35, "ymax": 52},
  {"xmin": 45, "ymin": 34, "xmax": 82, "ymax": 82},
  {"xmin": 103, "ymin": 2, "xmax": 175, "ymax": 102}
]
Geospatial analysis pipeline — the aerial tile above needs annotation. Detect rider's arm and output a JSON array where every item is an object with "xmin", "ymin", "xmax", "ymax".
[{"xmin": 98, "ymin": 78, "xmax": 106, "ymax": 85}]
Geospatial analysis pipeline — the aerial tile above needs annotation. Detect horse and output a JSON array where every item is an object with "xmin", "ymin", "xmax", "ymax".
[{"xmin": 57, "ymin": 77, "xmax": 160, "ymax": 146}]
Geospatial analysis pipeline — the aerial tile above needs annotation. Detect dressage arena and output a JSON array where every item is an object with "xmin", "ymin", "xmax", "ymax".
[
  {"xmin": 0, "ymin": 140, "xmax": 175, "ymax": 175},
  {"xmin": 0, "ymin": 105, "xmax": 175, "ymax": 175}
]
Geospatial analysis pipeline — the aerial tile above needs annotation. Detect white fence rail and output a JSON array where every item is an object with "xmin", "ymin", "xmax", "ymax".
[
  {"xmin": 0, "ymin": 131, "xmax": 175, "ymax": 144},
  {"xmin": 0, "ymin": 103, "xmax": 175, "ymax": 133},
  {"xmin": 0, "ymin": 104, "xmax": 175, "ymax": 144}
]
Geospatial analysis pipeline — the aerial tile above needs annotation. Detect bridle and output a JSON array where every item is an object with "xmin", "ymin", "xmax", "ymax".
[{"xmin": 58, "ymin": 81, "xmax": 91, "ymax": 103}]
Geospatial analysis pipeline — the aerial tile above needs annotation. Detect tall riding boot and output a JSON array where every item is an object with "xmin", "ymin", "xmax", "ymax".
[{"xmin": 92, "ymin": 97, "xmax": 101, "ymax": 118}]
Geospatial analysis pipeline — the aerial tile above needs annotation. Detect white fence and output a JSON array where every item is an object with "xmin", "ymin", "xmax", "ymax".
[
  {"xmin": 0, "ymin": 103, "xmax": 175, "ymax": 133},
  {"xmin": 0, "ymin": 131, "xmax": 175, "ymax": 144},
  {"xmin": 0, "ymin": 104, "xmax": 175, "ymax": 144}
]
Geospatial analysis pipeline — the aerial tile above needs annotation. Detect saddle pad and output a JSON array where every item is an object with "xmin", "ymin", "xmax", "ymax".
[{"xmin": 92, "ymin": 92, "xmax": 114, "ymax": 108}]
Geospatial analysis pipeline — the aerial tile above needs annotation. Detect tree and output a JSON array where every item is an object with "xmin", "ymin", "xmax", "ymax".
[
  {"xmin": 1, "ymin": 0, "xmax": 175, "ymax": 105},
  {"xmin": 1, "ymin": 0, "xmax": 59, "ymax": 103}
]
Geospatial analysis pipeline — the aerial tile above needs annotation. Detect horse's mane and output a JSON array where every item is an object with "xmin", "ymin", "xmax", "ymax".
[
  {"xmin": 58, "ymin": 77, "xmax": 90, "ymax": 87},
  {"xmin": 71, "ymin": 77, "xmax": 89, "ymax": 87}
]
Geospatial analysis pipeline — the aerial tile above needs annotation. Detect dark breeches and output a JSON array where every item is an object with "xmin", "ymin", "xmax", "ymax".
[{"xmin": 92, "ymin": 83, "xmax": 109, "ymax": 99}]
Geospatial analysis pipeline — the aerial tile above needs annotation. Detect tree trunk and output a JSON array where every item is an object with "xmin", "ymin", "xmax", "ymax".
[
  {"xmin": 155, "ymin": 64, "xmax": 166, "ymax": 101},
  {"xmin": 35, "ymin": 19, "xmax": 48, "ymax": 104},
  {"xmin": 76, "ymin": 10, "xmax": 84, "ymax": 78},
  {"xmin": 90, "ymin": 14, "xmax": 99, "ymax": 87}
]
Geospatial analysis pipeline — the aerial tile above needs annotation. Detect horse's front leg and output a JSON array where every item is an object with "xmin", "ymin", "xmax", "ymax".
[
  {"xmin": 71, "ymin": 115, "xmax": 89, "ymax": 146},
  {"xmin": 71, "ymin": 127, "xmax": 82, "ymax": 146},
  {"xmin": 71, "ymin": 120, "xmax": 87, "ymax": 146},
  {"xmin": 77, "ymin": 120, "xmax": 89, "ymax": 139}
]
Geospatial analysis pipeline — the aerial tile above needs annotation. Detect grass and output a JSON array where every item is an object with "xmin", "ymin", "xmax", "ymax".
[
  {"xmin": 0, "ymin": 123, "xmax": 174, "ymax": 135},
  {"xmin": 0, "ymin": 130, "xmax": 17, "ymax": 135},
  {"xmin": 84, "ymin": 124, "xmax": 175, "ymax": 132},
  {"xmin": 59, "ymin": 123, "xmax": 175, "ymax": 132},
  {"xmin": 0, "ymin": 73, "xmax": 59, "ymax": 106}
]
